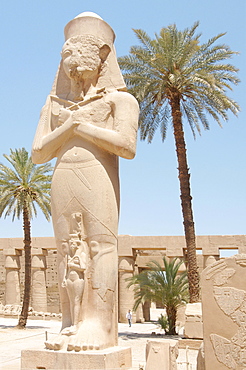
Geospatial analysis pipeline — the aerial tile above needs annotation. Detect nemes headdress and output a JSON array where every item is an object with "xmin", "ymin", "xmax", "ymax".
[{"xmin": 53, "ymin": 12, "xmax": 126, "ymax": 96}]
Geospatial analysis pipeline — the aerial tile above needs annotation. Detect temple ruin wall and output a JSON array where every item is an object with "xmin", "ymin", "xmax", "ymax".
[{"xmin": 0, "ymin": 235, "xmax": 245, "ymax": 321}]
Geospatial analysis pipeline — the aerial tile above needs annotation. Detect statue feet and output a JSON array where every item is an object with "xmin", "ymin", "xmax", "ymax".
[
  {"xmin": 45, "ymin": 319, "xmax": 113, "ymax": 352},
  {"xmin": 45, "ymin": 325, "xmax": 77, "ymax": 350},
  {"xmin": 61, "ymin": 324, "xmax": 78, "ymax": 336},
  {"xmin": 66, "ymin": 319, "xmax": 112, "ymax": 351},
  {"xmin": 45, "ymin": 332, "xmax": 66, "ymax": 350}
]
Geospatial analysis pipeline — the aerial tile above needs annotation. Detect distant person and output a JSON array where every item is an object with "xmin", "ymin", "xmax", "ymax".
[{"xmin": 126, "ymin": 309, "xmax": 132, "ymax": 327}]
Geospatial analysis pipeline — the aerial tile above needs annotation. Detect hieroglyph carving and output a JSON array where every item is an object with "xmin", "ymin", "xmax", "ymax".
[
  {"xmin": 210, "ymin": 335, "xmax": 237, "ymax": 369},
  {"xmin": 32, "ymin": 12, "xmax": 139, "ymax": 352},
  {"xmin": 207, "ymin": 255, "xmax": 246, "ymax": 369},
  {"xmin": 213, "ymin": 268, "xmax": 235, "ymax": 286}
]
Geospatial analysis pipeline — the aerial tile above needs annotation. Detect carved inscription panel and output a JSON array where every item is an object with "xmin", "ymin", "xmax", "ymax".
[{"xmin": 201, "ymin": 254, "xmax": 246, "ymax": 369}]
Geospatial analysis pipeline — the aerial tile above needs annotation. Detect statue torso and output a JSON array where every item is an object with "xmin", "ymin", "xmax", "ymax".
[{"xmin": 50, "ymin": 93, "xmax": 116, "ymax": 166}]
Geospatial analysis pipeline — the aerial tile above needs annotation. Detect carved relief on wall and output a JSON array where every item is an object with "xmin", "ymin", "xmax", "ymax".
[{"xmin": 202, "ymin": 254, "xmax": 246, "ymax": 369}]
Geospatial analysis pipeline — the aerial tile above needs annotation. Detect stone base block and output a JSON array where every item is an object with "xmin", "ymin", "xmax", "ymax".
[
  {"xmin": 145, "ymin": 340, "xmax": 179, "ymax": 370},
  {"xmin": 184, "ymin": 319, "xmax": 203, "ymax": 339},
  {"xmin": 184, "ymin": 302, "xmax": 203, "ymax": 339},
  {"xmin": 21, "ymin": 346, "xmax": 132, "ymax": 370}
]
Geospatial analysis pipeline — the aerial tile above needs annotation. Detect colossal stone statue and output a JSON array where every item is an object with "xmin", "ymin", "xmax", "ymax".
[{"xmin": 32, "ymin": 12, "xmax": 139, "ymax": 352}]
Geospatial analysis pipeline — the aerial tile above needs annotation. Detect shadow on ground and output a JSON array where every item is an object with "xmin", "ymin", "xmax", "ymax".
[
  {"xmin": 119, "ymin": 332, "xmax": 180, "ymax": 340},
  {"xmin": 0, "ymin": 324, "xmax": 52, "ymax": 330}
]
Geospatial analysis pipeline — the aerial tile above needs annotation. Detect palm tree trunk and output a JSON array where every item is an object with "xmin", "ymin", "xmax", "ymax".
[
  {"xmin": 17, "ymin": 205, "xmax": 32, "ymax": 328},
  {"xmin": 166, "ymin": 306, "xmax": 177, "ymax": 335},
  {"xmin": 170, "ymin": 93, "xmax": 200, "ymax": 302}
]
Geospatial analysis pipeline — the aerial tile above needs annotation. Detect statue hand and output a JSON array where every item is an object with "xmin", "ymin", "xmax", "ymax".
[
  {"xmin": 58, "ymin": 109, "xmax": 80, "ymax": 132},
  {"xmin": 32, "ymin": 139, "xmax": 42, "ymax": 152},
  {"xmin": 58, "ymin": 108, "xmax": 72, "ymax": 125}
]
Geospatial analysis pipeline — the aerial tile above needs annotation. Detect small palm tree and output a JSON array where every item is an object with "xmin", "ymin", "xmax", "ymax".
[
  {"xmin": 127, "ymin": 257, "xmax": 189, "ymax": 335},
  {"xmin": 0, "ymin": 148, "xmax": 52, "ymax": 328},
  {"xmin": 118, "ymin": 22, "xmax": 240, "ymax": 302}
]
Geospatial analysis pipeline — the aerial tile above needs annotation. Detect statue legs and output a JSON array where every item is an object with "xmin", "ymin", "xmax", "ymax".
[
  {"xmin": 64, "ymin": 234, "xmax": 118, "ymax": 351},
  {"xmin": 46, "ymin": 162, "xmax": 119, "ymax": 351}
]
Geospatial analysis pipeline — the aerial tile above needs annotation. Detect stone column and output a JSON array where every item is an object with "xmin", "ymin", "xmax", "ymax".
[
  {"xmin": 142, "ymin": 300, "xmax": 151, "ymax": 322},
  {"xmin": 4, "ymin": 248, "xmax": 22, "ymax": 305},
  {"xmin": 134, "ymin": 262, "xmax": 144, "ymax": 323},
  {"xmin": 31, "ymin": 248, "xmax": 48, "ymax": 312},
  {"xmin": 118, "ymin": 256, "xmax": 135, "ymax": 323}
]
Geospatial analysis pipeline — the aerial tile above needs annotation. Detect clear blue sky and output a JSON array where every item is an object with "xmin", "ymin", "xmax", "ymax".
[{"xmin": 0, "ymin": 0, "xmax": 245, "ymax": 238}]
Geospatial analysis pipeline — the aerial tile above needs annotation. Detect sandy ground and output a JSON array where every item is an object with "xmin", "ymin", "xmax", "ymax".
[{"xmin": 0, "ymin": 317, "xmax": 199, "ymax": 369}]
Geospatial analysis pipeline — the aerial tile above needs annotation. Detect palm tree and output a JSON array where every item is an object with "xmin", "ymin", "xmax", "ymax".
[
  {"xmin": 118, "ymin": 22, "xmax": 240, "ymax": 302},
  {"xmin": 127, "ymin": 257, "xmax": 188, "ymax": 335},
  {"xmin": 0, "ymin": 148, "xmax": 52, "ymax": 328}
]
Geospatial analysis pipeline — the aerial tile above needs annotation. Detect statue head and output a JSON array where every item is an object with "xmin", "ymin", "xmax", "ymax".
[
  {"xmin": 61, "ymin": 35, "xmax": 111, "ymax": 82},
  {"xmin": 69, "ymin": 237, "xmax": 82, "ymax": 255},
  {"xmin": 52, "ymin": 12, "xmax": 126, "ymax": 98}
]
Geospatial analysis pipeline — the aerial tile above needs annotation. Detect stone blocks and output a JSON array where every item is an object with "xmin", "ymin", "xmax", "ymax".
[
  {"xmin": 21, "ymin": 346, "xmax": 132, "ymax": 370},
  {"xmin": 184, "ymin": 302, "xmax": 203, "ymax": 339},
  {"xmin": 145, "ymin": 339, "xmax": 178, "ymax": 370}
]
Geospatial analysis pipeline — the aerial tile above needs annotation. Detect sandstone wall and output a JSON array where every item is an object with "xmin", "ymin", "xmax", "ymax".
[{"xmin": 0, "ymin": 235, "xmax": 245, "ymax": 319}]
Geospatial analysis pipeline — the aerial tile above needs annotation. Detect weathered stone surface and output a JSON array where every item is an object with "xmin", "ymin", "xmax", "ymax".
[
  {"xmin": 4, "ymin": 252, "xmax": 21, "ymax": 306},
  {"xmin": 31, "ymin": 11, "xmax": 138, "ymax": 354},
  {"xmin": 21, "ymin": 347, "xmax": 132, "ymax": 369},
  {"xmin": 201, "ymin": 254, "xmax": 246, "ymax": 369},
  {"xmin": 145, "ymin": 339, "xmax": 178, "ymax": 370},
  {"xmin": 178, "ymin": 338, "xmax": 203, "ymax": 350},
  {"xmin": 0, "ymin": 235, "xmax": 245, "ymax": 322},
  {"xmin": 118, "ymin": 257, "xmax": 135, "ymax": 323},
  {"xmin": 184, "ymin": 302, "xmax": 203, "ymax": 339}
]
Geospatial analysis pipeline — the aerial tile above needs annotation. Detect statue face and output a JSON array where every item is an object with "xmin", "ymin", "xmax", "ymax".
[
  {"xmin": 69, "ymin": 239, "xmax": 81, "ymax": 253},
  {"xmin": 61, "ymin": 39, "xmax": 101, "ymax": 81}
]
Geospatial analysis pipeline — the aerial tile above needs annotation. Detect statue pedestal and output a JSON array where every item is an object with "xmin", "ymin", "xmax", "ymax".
[{"xmin": 21, "ymin": 346, "xmax": 132, "ymax": 369}]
